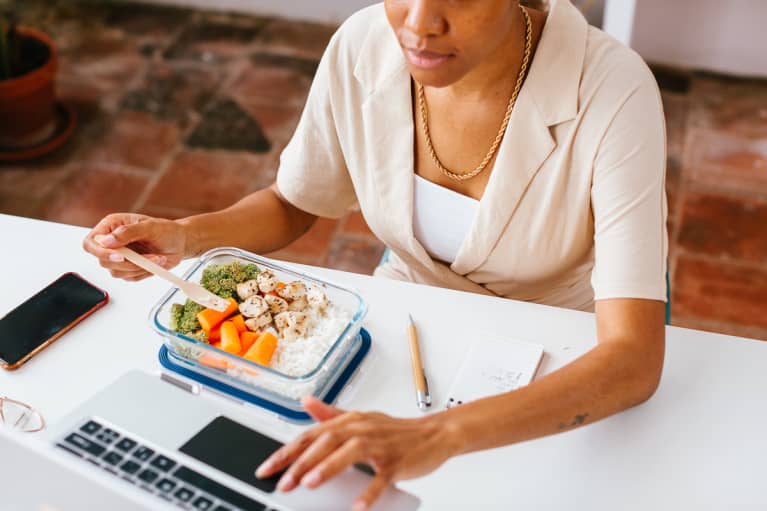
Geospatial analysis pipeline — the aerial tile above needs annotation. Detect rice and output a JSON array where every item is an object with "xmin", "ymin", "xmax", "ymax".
[
  {"xmin": 224, "ymin": 303, "xmax": 354, "ymax": 400},
  {"xmin": 270, "ymin": 304, "xmax": 352, "ymax": 376}
]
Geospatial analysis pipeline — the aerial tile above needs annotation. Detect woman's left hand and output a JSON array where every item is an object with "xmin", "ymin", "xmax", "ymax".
[{"xmin": 256, "ymin": 397, "xmax": 460, "ymax": 510}]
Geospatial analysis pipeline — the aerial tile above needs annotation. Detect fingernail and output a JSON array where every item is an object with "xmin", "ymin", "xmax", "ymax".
[
  {"xmin": 255, "ymin": 461, "xmax": 271, "ymax": 478},
  {"xmin": 100, "ymin": 234, "xmax": 118, "ymax": 247},
  {"xmin": 109, "ymin": 253, "xmax": 124, "ymax": 263},
  {"xmin": 352, "ymin": 500, "xmax": 368, "ymax": 511},
  {"xmin": 277, "ymin": 474, "xmax": 295, "ymax": 492},
  {"xmin": 301, "ymin": 470, "xmax": 321, "ymax": 488}
]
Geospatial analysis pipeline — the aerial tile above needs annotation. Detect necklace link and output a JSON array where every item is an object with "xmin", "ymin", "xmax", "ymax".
[{"xmin": 417, "ymin": 5, "xmax": 532, "ymax": 182}]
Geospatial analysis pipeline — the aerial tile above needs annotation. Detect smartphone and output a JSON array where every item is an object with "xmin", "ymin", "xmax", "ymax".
[{"xmin": 0, "ymin": 272, "xmax": 108, "ymax": 370}]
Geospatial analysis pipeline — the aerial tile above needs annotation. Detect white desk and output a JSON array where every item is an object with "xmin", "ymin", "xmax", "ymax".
[{"xmin": 2, "ymin": 213, "xmax": 765, "ymax": 510}]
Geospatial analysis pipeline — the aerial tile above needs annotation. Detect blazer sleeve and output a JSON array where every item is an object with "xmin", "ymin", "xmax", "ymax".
[
  {"xmin": 590, "ymin": 77, "xmax": 668, "ymax": 302},
  {"xmin": 275, "ymin": 30, "xmax": 357, "ymax": 219}
]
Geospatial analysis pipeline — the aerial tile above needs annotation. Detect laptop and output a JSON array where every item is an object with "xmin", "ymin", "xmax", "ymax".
[{"xmin": 7, "ymin": 370, "xmax": 420, "ymax": 511}]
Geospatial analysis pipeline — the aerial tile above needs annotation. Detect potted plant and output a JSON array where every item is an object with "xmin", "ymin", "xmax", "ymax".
[{"xmin": 0, "ymin": 5, "xmax": 75, "ymax": 161}]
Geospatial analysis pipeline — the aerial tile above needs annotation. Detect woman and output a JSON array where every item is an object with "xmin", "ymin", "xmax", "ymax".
[{"xmin": 84, "ymin": 0, "xmax": 667, "ymax": 509}]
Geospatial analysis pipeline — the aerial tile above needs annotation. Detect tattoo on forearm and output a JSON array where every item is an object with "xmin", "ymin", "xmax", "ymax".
[{"xmin": 557, "ymin": 413, "xmax": 589, "ymax": 430}]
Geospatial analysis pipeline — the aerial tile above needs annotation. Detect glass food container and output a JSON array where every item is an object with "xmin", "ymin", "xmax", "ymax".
[{"xmin": 149, "ymin": 247, "xmax": 369, "ymax": 420}]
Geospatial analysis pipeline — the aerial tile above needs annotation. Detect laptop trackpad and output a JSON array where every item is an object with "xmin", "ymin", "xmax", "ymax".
[{"xmin": 180, "ymin": 415, "xmax": 285, "ymax": 494}]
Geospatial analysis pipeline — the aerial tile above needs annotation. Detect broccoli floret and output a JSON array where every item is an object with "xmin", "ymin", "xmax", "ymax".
[
  {"xmin": 186, "ymin": 330, "xmax": 209, "ymax": 343},
  {"xmin": 200, "ymin": 261, "xmax": 260, "ymax": 300},
  {"xmin": 169, "ymin": 299, "xmax": 205, "ymax": 334}
]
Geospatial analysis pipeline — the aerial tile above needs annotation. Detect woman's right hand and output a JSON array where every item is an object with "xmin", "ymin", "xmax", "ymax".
[{"xmin": 82, "ymin": 213, "xmax": 189, "ymax": 281}]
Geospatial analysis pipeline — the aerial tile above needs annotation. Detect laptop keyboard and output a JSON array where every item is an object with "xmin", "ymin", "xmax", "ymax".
[{"xmin": 55, "ymin": 418, "xmax": 276, "ymax": 511}]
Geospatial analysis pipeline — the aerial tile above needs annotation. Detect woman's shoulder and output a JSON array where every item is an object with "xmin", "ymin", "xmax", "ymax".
[
  {"xmin": 582, "ymin": 26, "xmax": 659, "ymax": 96},
  {"xmin": 336, "ymin": 3, "xmax": 390, "ymax": 42},
  {"xmin": 324, "ymin": 3, "xmax": 396, "ymax": 65},
  {"xmin": 316, "ymin": 3, "xmax": 404, "ymax": 95}
]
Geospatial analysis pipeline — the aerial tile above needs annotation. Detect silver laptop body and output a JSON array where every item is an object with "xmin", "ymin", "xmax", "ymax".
[{"xmin": 14, "ymin": 370, "xmax": 420, "ymax": 511}]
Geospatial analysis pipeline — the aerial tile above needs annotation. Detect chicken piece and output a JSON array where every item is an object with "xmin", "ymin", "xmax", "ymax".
[
  {"xmin": 245, "ymin": 312, "xmax": 272, "ymax": 331},
  {"xmin": 273, "ymin": 311, "xmax": 291, "ymax": 332},
  {"xmin": 257, "ymin": 270, "xmax": 278, "ymax": 293},
  {"xmin": 306, "ymin": 286, "xmax": 329, "ymax": 311},
  {"xmin": 239, "ymin": 295, "xmax": 269, "ymax": 318},
  {"xmin": 264, "ymin": 293, "xmax": 288, "ymax": 314},
  {"xmin": 277, "ymin": 281, "xmax": 306, "ymax": 301},
  {"xmin": 274, "ymin": 311, "xmax": 309, "ymax": 338},
  {"xmin": 288, "ymin": 296, "xmax": 308, "ymax": 312},
  {"xmin": 236, "ymin": 279, "xmax": 259, "ymax": 300}
]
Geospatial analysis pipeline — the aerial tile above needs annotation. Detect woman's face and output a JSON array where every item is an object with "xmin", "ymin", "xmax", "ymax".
[{"xmin": 384, "ymin": 0, "xmax": 520, "ymax": 88}]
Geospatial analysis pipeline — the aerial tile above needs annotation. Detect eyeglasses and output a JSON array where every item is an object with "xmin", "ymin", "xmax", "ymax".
[{"xmin": 0, "ymin": 396, "xmax": 45, "ymax": 433}]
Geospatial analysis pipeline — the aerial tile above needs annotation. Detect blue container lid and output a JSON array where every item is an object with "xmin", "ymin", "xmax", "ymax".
[{"xmin": 158, "ymin": 328, "xmax": 371, "ymax": 423}]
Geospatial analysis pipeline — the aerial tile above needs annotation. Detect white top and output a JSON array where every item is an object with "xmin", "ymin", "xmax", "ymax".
[
  {"xmin": 2, "ymin": 214, "xmax": 766, "ymax": 510},
  {"xmin": 412, "ymin": 175, "xmax": 479, "ymax": 264}
]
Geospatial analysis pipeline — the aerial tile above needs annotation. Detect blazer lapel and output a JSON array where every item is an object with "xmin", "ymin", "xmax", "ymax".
[
  {"xmin": 448, "ymin": 0, "xmax": 588, "ymax": 276},
  {"xmin": 449, "ymin": 87, "xmax": 555, "ymax": 276},
  {"xmin": 354, "ymin": 37, "xmax": 437, "ymax": 276}
]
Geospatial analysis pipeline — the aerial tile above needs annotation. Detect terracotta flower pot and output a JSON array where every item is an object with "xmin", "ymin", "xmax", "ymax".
[{"xmin": 0, "ymin": 26, "xmax": 58, "ymax": 148}]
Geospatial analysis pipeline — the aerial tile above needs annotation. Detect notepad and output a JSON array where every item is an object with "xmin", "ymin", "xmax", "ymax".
[{"xmin": 445, "ymin": 334, "xmax": 545, "ymax": 409}]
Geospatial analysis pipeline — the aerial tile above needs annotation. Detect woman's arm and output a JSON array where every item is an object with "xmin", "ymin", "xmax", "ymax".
[
  {"xmin": 83, "ymin": 183, "xmax": 317, "ymax": 281},
  {"xmin": 441, "ymin": 298, "xmax": 664, "ymax": 451},
  {"xmin": 257, "ymin": 298, "xmax": 665, "ymax": 510},
  {"xmin": 180, "ymin": 183, "xmax": 318, "ymax": 257}
]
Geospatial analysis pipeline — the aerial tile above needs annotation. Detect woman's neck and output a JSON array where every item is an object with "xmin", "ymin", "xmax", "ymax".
[{"xmin": 443, "ymin": 7, "xmax": 543, "ymax": 103}]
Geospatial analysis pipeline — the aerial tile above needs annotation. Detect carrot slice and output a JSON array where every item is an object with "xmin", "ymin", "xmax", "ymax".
[
  {"xmin": 199, "ymin": 349, "xmax": 228, "ymax": 370},
  {"xmin": 243, "ymin": 331, "xmax": 278, "ymax": 366},
  {"xmin": 219, "ymin": 321, "xmax": 241, "ymax": 354},
  {"xmin": 196, "ymin": 298, "xmax": 238, "ymax": 333},
  {"xmin": 276, "ymin": 282, "xmax": 286, "ymax": 290},
  {"xmin": 208, "ymin": 326, "xmax": 221, "ymax": 343},
  {"xmin": 231, "ymin": 314, "xmax": 247, "ymax": 333},
  {"xmin": 240, "ymin": 331, "xmax": 259, "ymax": 353}
]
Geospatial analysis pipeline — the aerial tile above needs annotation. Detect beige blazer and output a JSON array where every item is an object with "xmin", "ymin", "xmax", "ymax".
[{"xmin": 277, "ymin": 0, "xmax": 668, "ymax": 311}]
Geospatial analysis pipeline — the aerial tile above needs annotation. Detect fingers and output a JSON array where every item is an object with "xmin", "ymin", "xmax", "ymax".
[
  {"xmin": 97, "ymin": 252, "xmax": 167, "ymax": 274},
  {"xmin": 83, "ymin": 213, "xmax": 147, "ymax": 264},
  {"xmin": 109, "ymin": 269, "xmax": 151, "ymax": 282},
  {"xmin": 83, "ymin": 212, "xmax": 168, "ymax": 280},
  {"xmin": 353, "ymin": 474, "xmax": 390, "ymax": 511},
  {"xmin": 277, "ymin": 431, "xmax": 350, "ymax": 492},
  {"xmin": 303, "ymin": 396, "xmax": 345, "ymax": 422},
  {"xmin": 257, "ymin": 430, "xmax": 319, "ymax": 479},
  {"xmin": 300, "ymin": 438, "xmax": 364, "ymax": 490},
  {"xmin": 97, "ymin": 221, "xmax": 147, "ymax": 249},
  {"xmin": 258, "ymin": 407, "xmax": 365, "ymax": 482}
]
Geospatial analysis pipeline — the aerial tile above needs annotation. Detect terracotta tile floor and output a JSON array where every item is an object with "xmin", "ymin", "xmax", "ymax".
[{"xmin": 3, "ymin": 1, "xmax": 767, "ymax": 340}]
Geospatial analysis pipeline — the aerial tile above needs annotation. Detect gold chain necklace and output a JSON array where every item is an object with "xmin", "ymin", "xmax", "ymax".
[{"xmin": 417, "ymin": 5, "xmax": 532, "ymax": 182}]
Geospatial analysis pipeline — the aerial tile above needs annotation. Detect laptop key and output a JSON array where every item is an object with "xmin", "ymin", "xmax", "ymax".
[
  {"xmin": 133, "ymin": 446, "xmax": 155, "ymax": 462},
  {"xmin": 96, "ymin": 428, "xmax": 120, "ymax": 445},
  {"xmin": 120, "ymin": 460, "xmax": 141, "ymax": 475},
  {"xmin": 114, "ymin": 437, "xmax": 137, "ymax": 452},
  {"xmin": 79, "ymin": 420, "xmax": 102, "ymax": 435},
  {"xmin": 155, "ymin": 478, "xmax": 177, "ymax": 493},
  {"xmin": 138, "ymin": 468, "xmax": 160, "ymax": 484},
  {"xmin": 213, "ymin": 506, "xmax": 232, "ymax": 511},
  {"xmin": 174, "ymin": 487, "xmax": 195, "ymax": 502},
  {"xmin": 192, "ymin": 496, "xmax": 214, "ymax": 510},
  {"xmin": 150, "ymin": 454, "xmax": 177, "ymax": 472},
  {"xmin": 64, "ymin": 433, "xmax": 106, "ymax": 457},
  {"xmin": 174, "ymin": 466, "xmax": 266, "ymax": 511},
  {"xmin": 102, "ymin": 451, "xmax": 123, "ymax": 466},
  {"xmin": 55, "ymin": 443, "xmax": 83, "ymax": 458}
]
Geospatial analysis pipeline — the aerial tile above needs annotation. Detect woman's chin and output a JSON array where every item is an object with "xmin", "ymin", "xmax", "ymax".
[{"xmin": 407, "ymin": 64, "xmax": 465, "ymax": 88}]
